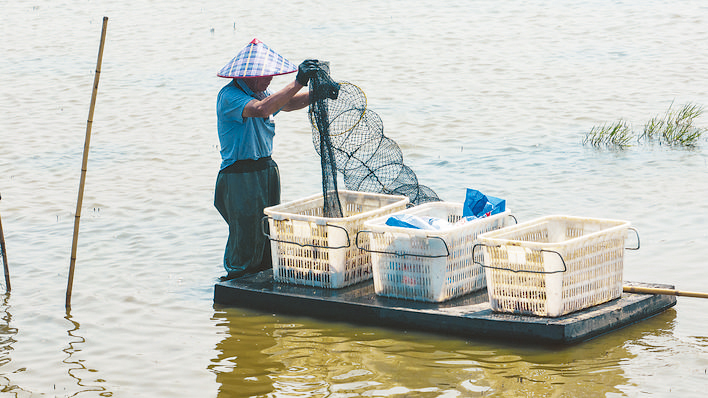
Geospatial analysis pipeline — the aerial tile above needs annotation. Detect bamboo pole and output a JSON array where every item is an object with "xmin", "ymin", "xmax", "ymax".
[
  {"xmin": 624, "ymin": 285, "xmax": 708, "ymax": 299},
  {"xmin": 66, "ymin": 17, "xmax": 108, "ymax": 310},
  {"xmin": 0, "ymin": 193, "xmax": 10, "ymax": 292}
]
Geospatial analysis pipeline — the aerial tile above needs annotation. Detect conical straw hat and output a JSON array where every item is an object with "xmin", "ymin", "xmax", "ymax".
[{"xmin": 217, "ymin": 38, "xmax": 297, "ymax": 78}]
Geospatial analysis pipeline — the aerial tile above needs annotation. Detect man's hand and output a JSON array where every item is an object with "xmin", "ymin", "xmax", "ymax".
[{"xmin": 296, "ymin": 59, "xmax": 319, "ymax": 86}]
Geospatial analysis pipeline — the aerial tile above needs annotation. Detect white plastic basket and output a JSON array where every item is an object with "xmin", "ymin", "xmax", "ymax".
[
  {"xmin": 263, "ymin": 190, "xmax": 409, "ymax": 288},
  {"xmin": 476, "ymin": 215, "xmax": 637, "ymax": 317},
  {"xmin": 359, "ymin": 202, "xmax": 513, "ymax": 302}
]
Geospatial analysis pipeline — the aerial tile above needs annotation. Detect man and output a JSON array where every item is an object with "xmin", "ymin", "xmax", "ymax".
[{"xmin": 214, "ymin": 38, "xmax": 318, "ymax": 280}]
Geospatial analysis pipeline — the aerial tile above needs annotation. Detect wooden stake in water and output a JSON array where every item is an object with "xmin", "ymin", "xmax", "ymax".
[
  {"xmin": 66, "ymin": 16, "xmax": 108, "ymax": 310},
  {"xmin": 0, "ymin": 193, "xmax": 10, "ymax": 292},
  {"xmin": 624, "ymin": 285, "xmax": 708, "ymax": 299}
]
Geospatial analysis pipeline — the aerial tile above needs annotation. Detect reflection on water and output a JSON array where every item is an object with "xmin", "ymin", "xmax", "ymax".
[
  {"xmin": 210, "ymin": 307, "xmax": 283, "ymax": 397},
  {"xmin": 62, "ymin": 313, "xmax": 110, "ymax": 397},
  {"xmin": 0, "ymin": 293, "xmax": 26, "ymax": 395},
  {"xmin": 619, "ymin": 308, "xmax": 708, "ymax": 395},
  {"xmin": 0, "ymin": 294, "xmax": 16, "ymax": 368},
  {"xmin": 210, "ymin": 306, "xmax": 677, "ymax": 397}
]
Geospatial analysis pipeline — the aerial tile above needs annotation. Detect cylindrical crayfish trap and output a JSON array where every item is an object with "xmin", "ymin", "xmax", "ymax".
[{"xmin": 309, "ymin": 63, "xmax": 440, "ymax": 218}]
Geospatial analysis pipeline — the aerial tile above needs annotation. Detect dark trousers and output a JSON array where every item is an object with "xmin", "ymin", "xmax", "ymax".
[{"xmin": 214, "ymin": 157, "xmax": 280, "ymax": 276}]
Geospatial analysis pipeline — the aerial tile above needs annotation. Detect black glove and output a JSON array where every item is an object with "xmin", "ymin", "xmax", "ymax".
[{"xmin": 296, "ymin": 59, "xmax": 319, "ymax": 86}]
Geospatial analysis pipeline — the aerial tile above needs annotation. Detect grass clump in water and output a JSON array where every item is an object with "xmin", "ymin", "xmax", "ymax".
[
  {"xmin": 583, "ymin": 120, "xmax": 634, "ymax": 148},
  {"xmin": 585, "ymin": 102, "xmax": 706, "ymax": 149},
  {"xmin": 640, "ymin": 102, "xmax": 706, "ymax": 147}
]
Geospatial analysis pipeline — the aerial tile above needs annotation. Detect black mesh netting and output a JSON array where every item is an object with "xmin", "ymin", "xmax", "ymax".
[{"xmin": 308, "ymin": 63, "xmax": 440, "ymax": 218}]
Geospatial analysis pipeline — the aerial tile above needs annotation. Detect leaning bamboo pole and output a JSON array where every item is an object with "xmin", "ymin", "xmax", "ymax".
[
  {"xmin": 624, "ymin": 285, "xmax": 708, "ymax": 299},
  {"xmin": 66, "ymin": 17, "xmax": 108, "ymax": 310},
  {"xmin": 0, "ymin": 193, "xmax": 10, "ymax": 292}
]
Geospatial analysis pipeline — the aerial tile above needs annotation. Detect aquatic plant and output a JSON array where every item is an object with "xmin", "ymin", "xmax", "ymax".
[
  {"xmin": 583, "ymin": 120, "xmax": 634, "ymax": 148},
  {"xmin": 585, "ymin": 102, "xmax": 706, "ymax": 149},
  {"xmin": 640, "ymin": 102, "xmax": 706, "ymax": 147}
]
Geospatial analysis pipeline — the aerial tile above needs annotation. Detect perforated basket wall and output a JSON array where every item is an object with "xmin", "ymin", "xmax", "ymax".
[
  {"xmin": 478, "ymin": 215, "xmax": 630, "ymax": 317},
  {"xmin": 264, "ymin": 190, "xmax": 409, "ymax": 288},
  {"xmin": 362, "ymin": 202, "xmax": 512, "ymax": 302}
]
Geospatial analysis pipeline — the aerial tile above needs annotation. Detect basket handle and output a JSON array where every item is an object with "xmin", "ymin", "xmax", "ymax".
[
  {"xmin": 261, "ymin": 215, "xmax": 271, "ymax": 238},
  {"xmin": 261, "ymin": 215, "xmax": 351, "ymax": 249},
  {"xmin": 626, "ymin": 227, "xmax": 640, "ymax": 250},
  {"xmin": 472, "ymin": 243, "xmax": 568, "ymax": 274},
  {"xmin": 355, "ymin": 230, "xmax": 450, "ymax": 258}
]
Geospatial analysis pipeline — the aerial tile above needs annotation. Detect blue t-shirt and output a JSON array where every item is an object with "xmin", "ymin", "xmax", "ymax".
[{"xmin": 216, "ymin": 80, "xmax": 277, "ymax": 170}]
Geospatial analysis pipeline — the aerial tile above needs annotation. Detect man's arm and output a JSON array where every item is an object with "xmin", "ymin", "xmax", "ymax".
[
  {"xmin": 242, "ymin": 59, "xmax": 318, "ymax": 117},
  {"xmin": 281, "ymin": 91, "xmax": 310, "ymax": 112},
  {"xmin": 242, "ymin": 80, "xmax": 305, "ymax": 118}
]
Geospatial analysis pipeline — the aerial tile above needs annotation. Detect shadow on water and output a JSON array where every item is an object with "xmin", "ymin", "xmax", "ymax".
[
  {"xmin": 62, "ymin": 313, "xmax": 111, "ymax": 397},
  {"xmin": 209, "ymin": 303, "xmax": 677, "ymax": 397}
]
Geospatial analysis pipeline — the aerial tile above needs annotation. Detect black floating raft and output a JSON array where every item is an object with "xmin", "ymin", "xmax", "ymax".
[{"xmin": 214, "ymin": 272, "xmax": 676, "ymax": 345}]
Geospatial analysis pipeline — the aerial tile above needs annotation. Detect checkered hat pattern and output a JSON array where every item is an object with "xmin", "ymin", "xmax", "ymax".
[{"xmin": 217, "ymin": 38, "xmax": 298, "ymax": 78}]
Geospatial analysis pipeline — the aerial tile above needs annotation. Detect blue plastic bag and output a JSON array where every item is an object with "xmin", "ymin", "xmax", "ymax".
[
  {"xmin": 463, "ymin": 189, "xmax": 505, "ymax": 218},
  {"xmin": 385, "ymin": 214, "xmax": 449, "ymax": 230}
]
